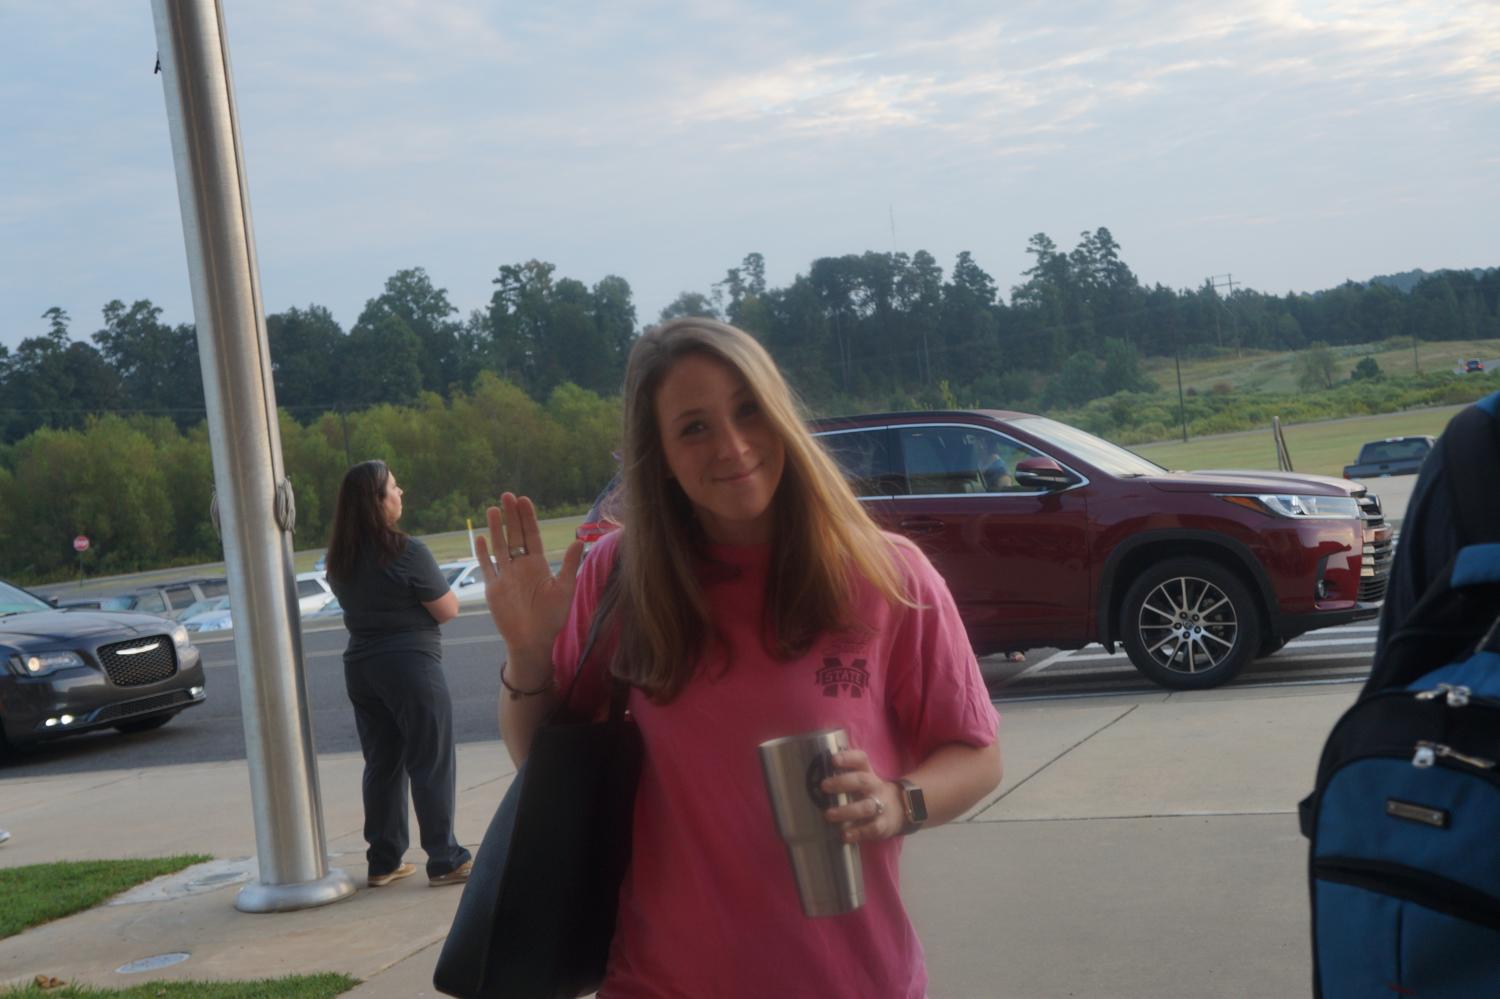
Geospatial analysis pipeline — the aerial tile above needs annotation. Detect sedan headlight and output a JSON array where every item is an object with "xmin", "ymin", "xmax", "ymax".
[
  {"xmin": 1221, "ymin": 494, "xmax": 1361, "ymax": 519},
  {"xmin": 10, "ymin": 651, "xmax": 86, "ymax": 676},
  {"xmin": 171, "ymin": 624, "xmax": 192, "ymax": 648}
]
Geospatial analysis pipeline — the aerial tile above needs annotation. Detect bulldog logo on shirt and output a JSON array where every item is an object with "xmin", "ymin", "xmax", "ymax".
[{"xmin": 817, "ymin": 657, "xmax": 869, "ymax": 698}]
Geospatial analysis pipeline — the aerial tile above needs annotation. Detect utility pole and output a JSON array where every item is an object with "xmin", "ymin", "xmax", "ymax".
[
  {"xmin": 1173, "ymin": 326, "xmax": 1189, "ymax": 442},
  {"xmin": 1208, "ymin": 274, "xmax": 1239, "ymax": 351}
]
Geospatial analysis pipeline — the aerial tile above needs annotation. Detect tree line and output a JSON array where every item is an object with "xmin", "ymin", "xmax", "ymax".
[
  {"xmin": 0, "ymin": 374, "xmax": 618, "ymax": 581},
  {"xmin": 2, "ymin": 232, "xmax": 1496, "ymax": 579},
  {"xmin": 5, "ymin": 233, "xmax": 1497, "ymax": 437}
]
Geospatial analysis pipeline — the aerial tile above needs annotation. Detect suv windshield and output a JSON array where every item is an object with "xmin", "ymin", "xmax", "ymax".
[
  {"xmin": 1010, "ymin": 416, "xmax": 1165, "ymax": 478},
  {"xmin": 0, "ymin": 580, "xmax": 50, "ymax": 615}
]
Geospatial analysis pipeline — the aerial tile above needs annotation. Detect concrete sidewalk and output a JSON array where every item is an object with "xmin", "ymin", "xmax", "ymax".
[{"xmin": 0, "ymin": 684, "xmax": 1353, "ymax": 998}]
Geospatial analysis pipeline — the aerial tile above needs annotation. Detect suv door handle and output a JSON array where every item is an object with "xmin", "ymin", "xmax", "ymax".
[{"xmin": 898, "ymin": 517, "xmax": 944, "ymax": 536}]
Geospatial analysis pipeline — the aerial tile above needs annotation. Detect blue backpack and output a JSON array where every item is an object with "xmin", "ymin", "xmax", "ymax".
[{"xmin": 1301, "ymin": 393, "xmax": 1500, "ymax": 997}]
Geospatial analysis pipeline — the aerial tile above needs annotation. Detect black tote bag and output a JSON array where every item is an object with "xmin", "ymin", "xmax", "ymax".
[{"xmin": 434, "ymin": 585, "xmax": 641, "ymax": 999}]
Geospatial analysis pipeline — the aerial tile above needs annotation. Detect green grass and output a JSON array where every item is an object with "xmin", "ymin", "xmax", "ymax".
[
  {"xmin": 0, "ymin": 974, "xmax": 358, "ymax": 998},
  {"xmin": 367, "ymin": 515, "xmax": 587, "ymax": 566},
  {"xmin": 1133, "ymin": 405, "xmax": 1465, "ymax": 477},
  {"xmin": 0, "ymin": 856, "xmax": 211, "ymax": 940},
  {"xmin": 1142, "ymin": 337, "xmax": 1500, "ymax": 395}
]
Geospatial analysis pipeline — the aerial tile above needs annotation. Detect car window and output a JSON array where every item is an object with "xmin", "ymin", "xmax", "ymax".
[
  {"xmin": 134, "ymin": 591, "xmax": 167, "ymax": 614},
  {"xmin": 895, "ymin": 427, "xmax": 994, "ymax": 495},
  {"xmin": 0, "ymin": 580, "xmax": 49, "ymax": 615},
  {"xmin": 165, "ymin": 586, "xmax": 195, "ymax": 607},
  {"xmin": 199, "ymin": 579, "xmax": 229, "ymax": 598},
  {"xmin": 296, "ymin": 579, "xmax": 326, "ymax": 598},
  {"xmin": 1361, "ymin": 440, "xmax": 1429, "ymax": 462},
  {"xmin": 973, "ymin": 431, "xmax": 1050, "ymax": 493},
  {"xmin": 1009, "ymin": 416, "xmax": 1163, "ymax": 477},
  {"xmin": 444, "ymin": 566, "xmax": 467, "ymax": 584},
  {"xmin": 816, "ymin": 428, "xmax": 902, "ymax": 497}
]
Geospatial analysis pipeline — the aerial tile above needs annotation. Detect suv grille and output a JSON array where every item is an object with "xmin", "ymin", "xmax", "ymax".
[
  {"xmin": 98, "ymin": 636, "xmax": 178, "ymax": 687},
  {"xmin": 1356, "ymin": 492, "xmax": 1394, "ymax": 603}
]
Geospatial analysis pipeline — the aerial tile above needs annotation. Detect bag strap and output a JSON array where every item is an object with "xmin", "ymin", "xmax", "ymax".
[{"xmin": 555, "ymin": 557, "xmax": 627, "ymax": 721}]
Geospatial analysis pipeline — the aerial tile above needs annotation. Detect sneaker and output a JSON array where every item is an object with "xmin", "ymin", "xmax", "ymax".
[
  {"xmin": 367, "ymin": 863, "xmax": 416, "ymax": 887},
  {"xmin": 429, "ymin": 860, "xmax": 473, "ymax": 887}
]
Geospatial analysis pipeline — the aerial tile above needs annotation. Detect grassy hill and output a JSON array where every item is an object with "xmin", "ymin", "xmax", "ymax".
[
  {"xmin": 1133, "ymin": 405, "xmax": 1465, "ymax": 478},
  {"xmin": 1140, "ymin": 337, "xmax": 1500, "ymax": 396}
]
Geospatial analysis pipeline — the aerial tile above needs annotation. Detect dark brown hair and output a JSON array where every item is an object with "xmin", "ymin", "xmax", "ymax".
[{"xmin": 325, "ymin": 460, "xmax": 405, "ymax": 585}]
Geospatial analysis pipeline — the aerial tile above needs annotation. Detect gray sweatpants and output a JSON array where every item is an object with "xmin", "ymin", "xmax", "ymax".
[{"xmin": 343, "ymin": 652, "xmax": 472, "ymax": 879}]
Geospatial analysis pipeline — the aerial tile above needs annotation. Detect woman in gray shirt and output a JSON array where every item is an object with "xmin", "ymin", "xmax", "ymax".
[{"xmin": 325, "ymin": 460, "xmax": 472, "ymax": 888}]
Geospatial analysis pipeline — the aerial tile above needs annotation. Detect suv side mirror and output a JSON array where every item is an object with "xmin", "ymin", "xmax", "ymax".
[{"xmin": 1014, "ymin": 456, "xmax": 1076, "ymax": 491}]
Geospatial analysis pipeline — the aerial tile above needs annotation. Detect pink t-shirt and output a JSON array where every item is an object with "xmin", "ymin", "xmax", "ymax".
[{"xmin": 551, "ymin": 530, "xmax": 999, "ymax": 999}]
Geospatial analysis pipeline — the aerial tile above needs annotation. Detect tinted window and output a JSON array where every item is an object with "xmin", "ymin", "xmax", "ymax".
[
  {"xmin": 897, "ymin": 427, "xmax": 990, "ymax": 495},
  {"xmin": 974, "ymin": 432, "xmax": 1049, "ymax": 493},
  {"xmin": 1360, "ymin": 439, "xmax": 1429, "ymax": 462},
  {"xmin": 165, "ymin": 586, "xmax": 195, "ymax": 606},
  {"xmin": 817, "ymin": 428, "xmax": 901, "ymax": 497},
  {"xmin": 199, "ymin": 579, "xmax": 229, "ymax": 598},
  {"xmin": 296, "ymin": 579, "xmax": 326, "ymax": 598}
]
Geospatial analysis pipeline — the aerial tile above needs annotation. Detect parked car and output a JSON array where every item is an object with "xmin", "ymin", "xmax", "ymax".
[
  {"xmin": 1342, "ymin": 435, "xmax": 1435, "ymax": 479},
  {"xmin": 1465, "ymin": 359, "xmax": 1485, "ymax": 373},
  {"xmin": 181, "ymin": 595, "xmax": 233, "ymax": 633},
  {"xmin": 100, "ymin": 577, "xmax": 230, "ymax": 620},
  {"xmin": 0, "ymin": 578, "xmax": 206, "ymax": 752},
  {"xmin": 294, "ymin": 572, "xmax": 335, "ymax": 615},
  {"xmin": 580, "ymin": 409, "xmax": 1392, "ymax": 689},
  {"xmin": 181, "ymin": 573, "xmax": 336, "ymax": 634},
  {"xmin": 441, "ymin": 560, "xmax": 488, "ymax": 603}
]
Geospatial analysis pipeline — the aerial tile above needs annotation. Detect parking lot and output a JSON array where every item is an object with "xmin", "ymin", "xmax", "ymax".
[
  {"xmin": 0, "ymin": 599, "xmax": 1380, "ymax": 780},
  {"xmin": 2, "ymin": 475, "xmax": 1411, "ymax": 778}
]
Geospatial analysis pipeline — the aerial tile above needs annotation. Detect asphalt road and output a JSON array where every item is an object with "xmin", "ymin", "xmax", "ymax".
[{"xmin": 0, "ymin": 600, "xmax": 1381, "ymax": 779}]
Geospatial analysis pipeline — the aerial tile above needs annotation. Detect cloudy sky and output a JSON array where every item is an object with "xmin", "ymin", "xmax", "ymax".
[{"xmin": 2, "ymin": 0, "xmax": 1495, "ymax": 348}]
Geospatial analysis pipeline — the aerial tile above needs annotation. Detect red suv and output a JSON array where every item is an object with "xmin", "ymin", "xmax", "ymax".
[{"xmin": 579, "ymin": 409, "xmax": 1392, "ymax": 689}]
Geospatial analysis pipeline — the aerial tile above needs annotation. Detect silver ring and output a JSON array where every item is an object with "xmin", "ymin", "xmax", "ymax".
[
  {"xmin": 508, "ymin": 545, "xmax": 528, "ymax": 559},
  {"xmin": 871, "ymin": 796, "xmax": 885, "ymax": 817}
]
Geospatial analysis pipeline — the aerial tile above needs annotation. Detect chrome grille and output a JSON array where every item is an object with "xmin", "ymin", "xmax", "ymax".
[
  {"xmin": 90, "ymin": 689, "xmax": 193, "ymax": 724},
  {"xmin": 97, "ymin": 636, "xmax": 178, "ymax": 687},
  {"xmin": 1356, "ymin": 491, "xmax": 1394, "ymax": 603}
]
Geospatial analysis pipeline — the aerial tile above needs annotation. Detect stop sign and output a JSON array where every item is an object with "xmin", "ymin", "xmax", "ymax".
[{"xmin": 73, "ymin": 535, "xmax": 90, "ymax": 553}]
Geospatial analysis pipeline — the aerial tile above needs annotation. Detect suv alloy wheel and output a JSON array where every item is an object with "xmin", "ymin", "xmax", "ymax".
[{"xmin": 1118, "ymin": 558, "xmax": 1262, "ymax": 690}]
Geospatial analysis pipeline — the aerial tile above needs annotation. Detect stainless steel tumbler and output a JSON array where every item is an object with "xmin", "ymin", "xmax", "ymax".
[{"xmin": 758, "ymin": 728, "xmax": 864, "ymax": 917}]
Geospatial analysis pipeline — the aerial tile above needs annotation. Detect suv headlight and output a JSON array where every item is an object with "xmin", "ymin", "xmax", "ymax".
[
  {"xmin": 10, "ymin": 651, "xmax": 86, "ymax": 676},
  {"xmin": 1222, "ymin": 494, "xmax": 1361, "ymax": 519}
]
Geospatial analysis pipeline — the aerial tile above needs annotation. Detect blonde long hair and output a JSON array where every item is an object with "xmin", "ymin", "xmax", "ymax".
[{"xmin": 608, "ymin": 318, "xmax": 910, "ymax": 702}]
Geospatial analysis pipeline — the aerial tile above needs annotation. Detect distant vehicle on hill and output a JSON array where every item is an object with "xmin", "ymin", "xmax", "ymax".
[
  {"xmin": 1465, "ymin": 358, "xmax": 1485, "ymax": 373},
  {"xmin": 1342, "ymin": 436, "xmax": 1435, "ymax": 479}
]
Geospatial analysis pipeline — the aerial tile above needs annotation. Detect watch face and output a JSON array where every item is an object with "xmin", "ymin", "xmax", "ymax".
[{"xmin": 906, "ymin": 785, "xmax": 928, "ymax": 823}]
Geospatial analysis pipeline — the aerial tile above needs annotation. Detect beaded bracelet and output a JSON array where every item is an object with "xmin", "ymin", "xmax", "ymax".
[{"xmin": 500, "ymin": 661, "xmax": 555, "ymax": 700}]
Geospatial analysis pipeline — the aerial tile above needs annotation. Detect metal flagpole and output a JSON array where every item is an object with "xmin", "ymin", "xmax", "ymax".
[{"xmin": 150, "ymin": 0, "xmax": 355, "ymax": 912}]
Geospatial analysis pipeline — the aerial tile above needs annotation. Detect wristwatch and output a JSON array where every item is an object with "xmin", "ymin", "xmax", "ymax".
[{"xmin": 896, "ymin": 778, "xmax": 927, "ymax": 836}]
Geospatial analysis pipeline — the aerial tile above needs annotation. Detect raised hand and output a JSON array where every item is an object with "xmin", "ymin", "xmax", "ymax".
[{"xmin": 474, "ymin": 493, "xmax": 585, "ymax": 668}]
